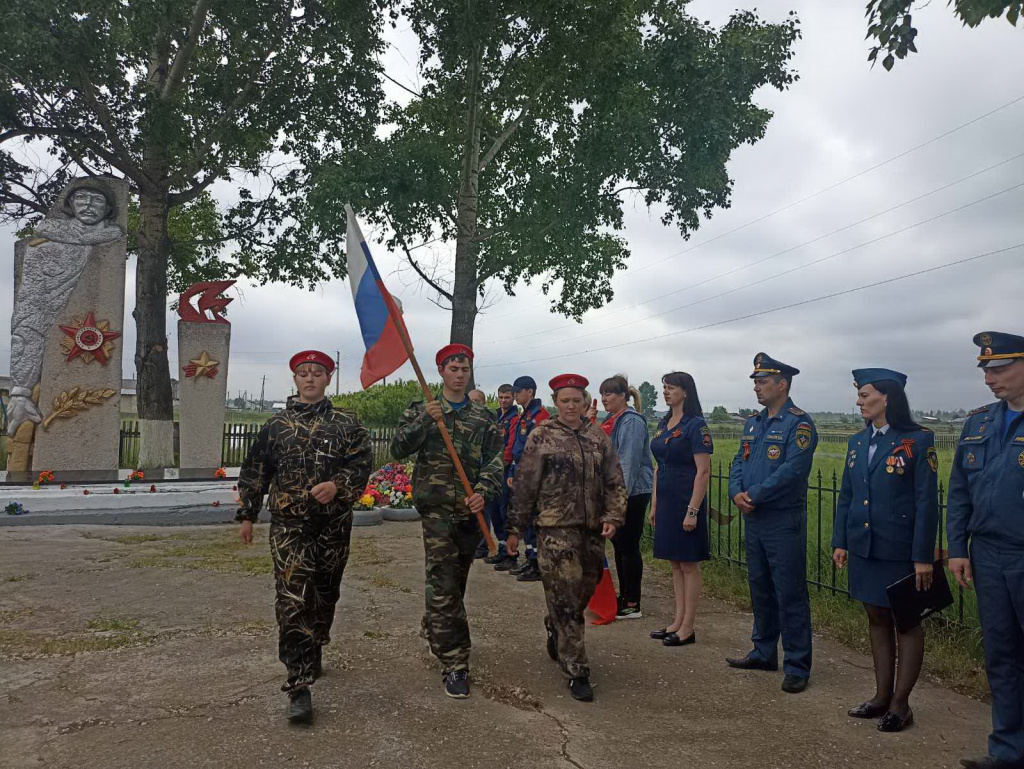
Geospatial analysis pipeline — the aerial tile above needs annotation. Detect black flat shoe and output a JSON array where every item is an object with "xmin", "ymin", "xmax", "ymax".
[
  {"xmin": 726, "ymin": 655, "xmax": 778, "ymax": 672},
  {"xmin": 781, "ymin": 674, "xmax": 809, "ymax": 693},
  {"xmin": 848, "ymin": 701, "xmax": 889, "ymax": 719},
  {"xmin": 650, "ymin": 628, "xmax": 672, "ymax": 640},
  {"xmin": 662, "ymin": 631, "xmax": 696, "ymax": 647},
  {"xmin": 877, "ymin": 709, "xmax": 913, "ymax": 732}
]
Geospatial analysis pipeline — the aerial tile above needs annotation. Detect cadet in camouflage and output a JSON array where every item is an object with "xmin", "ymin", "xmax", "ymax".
[
  {"xmin": 237, "ymin": 351, "xmax": 372, "ymax": 718},
  {"xmin": 507, "ymin": 374, "xmax": 627, "ymax": 701},
  {"xmin": 389, "ymin": 344, "xmax": 504, "ymax": 698}
]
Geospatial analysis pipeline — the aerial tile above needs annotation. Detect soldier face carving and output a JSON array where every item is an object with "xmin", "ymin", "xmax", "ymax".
[{"xmin": 69, "ymin": 189, "xmax": 110, "ymax": 225}]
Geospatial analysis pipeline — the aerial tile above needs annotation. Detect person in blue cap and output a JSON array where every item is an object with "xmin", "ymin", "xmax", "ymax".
[
  {"xmin": 832, "ymin": 368, "xmax": 938, "ymax": 733},
  {"xmin": 947, "ymin": 331, "xmax": 1024, "ymax": 769},
  {"xmin": 727, "ymin": 352, "xmax": 818, "ymax": 693}
]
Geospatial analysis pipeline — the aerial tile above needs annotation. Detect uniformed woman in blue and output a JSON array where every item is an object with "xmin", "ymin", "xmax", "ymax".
[{"xmin": 832, "ymin": 368, "xmax": 938, "ymax": 733}]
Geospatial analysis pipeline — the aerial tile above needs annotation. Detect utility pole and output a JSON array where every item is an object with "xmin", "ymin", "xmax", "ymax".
[
  {"xmin": 259, "ymin": 375, "xmax": 266, "ymax": 412},
  {"xmin": 335, "ymin": 351, "xmax": 341, "ymax": 396}
]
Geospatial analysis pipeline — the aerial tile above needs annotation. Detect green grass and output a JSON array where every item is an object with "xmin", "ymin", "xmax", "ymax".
[
  {"xmin": 85, "ymin": 616, "xmax": 140, "ymax": 632},
  {"xmin": 127, "ymin": 530, "xmax": 273, "ymax": 575}
]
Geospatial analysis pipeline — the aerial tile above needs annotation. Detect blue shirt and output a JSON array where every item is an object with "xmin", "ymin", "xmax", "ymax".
[
  {"xmin": 946, "ymin": 400, "xmax": 1024, "ymax": 557},
  {"xmin": 728, "ymin": 398, "xmax": 818, "ymax": 513},
  {"xmin": 447, "ymin": 398, "xmax": 469, "ymax": 411},
  {"xmin": 1005, "ymin": 408, "xmax": 1022, "ymax": 439}
]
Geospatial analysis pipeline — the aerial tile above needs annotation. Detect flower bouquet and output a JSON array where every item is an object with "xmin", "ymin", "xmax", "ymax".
[
  {"xmin": 4, "ymin": 501, "xmax": 28, "ymax": 516},
  {"xmin": 368, "ymin": 463, "xmax": 415, "ymax": 509}
]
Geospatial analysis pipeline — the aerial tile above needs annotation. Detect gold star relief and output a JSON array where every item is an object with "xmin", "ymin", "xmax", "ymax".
[{"xmin": 184, "ymin": 351, "xmax": 220, "ymax": 379}]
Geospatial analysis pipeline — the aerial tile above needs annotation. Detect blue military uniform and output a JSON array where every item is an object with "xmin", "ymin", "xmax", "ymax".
[
  {"xmin": 728, "ymin": 353, "xmax": 818, "ymax": 681},
  {"xmin": 485, "ymin": 404, "xmax": 519, "ymax": 552},
  {"xmin": 833, "ymin": 369, "xmax": 939, "ymax": 608},
  {"xmin": 947, "ymin": 332, "xmax": 1024, "ymax": 767}
]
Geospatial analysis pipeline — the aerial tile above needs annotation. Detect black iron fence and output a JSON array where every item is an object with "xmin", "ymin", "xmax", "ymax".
[
  {"xmin": 117, "ymin": 421, "xmax": 399, "ymax": 470},
  {"xmin": 704, "ymin": 461, "xmax": 979, "ymax": 628}
]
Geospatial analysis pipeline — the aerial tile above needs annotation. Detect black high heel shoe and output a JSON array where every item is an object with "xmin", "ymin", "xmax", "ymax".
[{"xmin": 662, "ymin": 631, "xmax": 696, "ymax": 647}]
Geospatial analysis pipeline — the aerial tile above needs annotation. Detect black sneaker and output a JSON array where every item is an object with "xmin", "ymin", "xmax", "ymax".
[
  {"xmin": 616, "ymin": 603, "xmax": 642, "ymax": 620},
  {"xmin": 569, "ymin": 676, "xmax": 593, "ymax": 702},
  {"xmin": 493, "ymin": 554, "xmax": 519, "ymax": 571},
  {"xmin": 509, "ymin": 560, "xmax": 531, "ymax": 576},
  {"xmin": 516, "ymin": 562, "xmax": 542, "ymax": 582},
  {"xmin": 287, "ymin": 687, "xmax": 313, "ymax": 723},
  {"xmin": 546, "ymin": 624, "xmax": 558, "ymax": 661},
  {"xmin": 483, "ymin": 546, "xmax": 506, "ymax": 565},
  {"xmin": 444, "ymin": 670, "xmax": 470, "ymax": 699}
]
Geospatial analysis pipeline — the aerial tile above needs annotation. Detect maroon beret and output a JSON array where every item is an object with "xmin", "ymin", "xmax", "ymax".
[
  {"xmin": 549, "ymin": 373, "xmax": 589, "ymax": 391},
  {"xmin": 289, "ymin": 350, "xmax": 335, "ymax": 375},
  {"xmin": 435, "ymin": 344, "xmax": 474, "ymax": 367}
]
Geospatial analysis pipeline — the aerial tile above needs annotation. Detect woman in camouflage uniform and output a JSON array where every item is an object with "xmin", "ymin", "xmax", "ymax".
[
  {"xmin": 507, "ymin": 374, "xmax": 627, "ymax": 701},
  {"xmin": 237, "ymin": 350, "xmax": 373, "ymax": 723}
]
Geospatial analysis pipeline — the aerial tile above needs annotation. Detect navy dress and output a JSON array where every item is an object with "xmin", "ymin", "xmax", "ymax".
[
  {"xmin": 651, "ymin": 415, "xmax": 713, "ymax": 562},
  {"xmin": 833, "ymin": 426, "xmax": 939, "ymax": 607}
]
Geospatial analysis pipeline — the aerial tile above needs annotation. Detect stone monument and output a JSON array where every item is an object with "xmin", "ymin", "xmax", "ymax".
[
  {"xmin": 177, "ymin": 280, "xmax": 234, "ymax": 474},
  {"xmin": 7, "ymin": 177, "xmax": 128, "ymax": 480}
]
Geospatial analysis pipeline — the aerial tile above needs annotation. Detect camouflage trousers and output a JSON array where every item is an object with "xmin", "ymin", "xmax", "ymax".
[
  {"xmin": 270, "ymin": 514, "xmax": 352, "ymax": 692},
  {"xmin": 537, "ymin": 527, "xmax": 606, "ymax": 679},
  {"xmin": 420, "ymin": 508, "xmax": 479, "ymax": 673}
]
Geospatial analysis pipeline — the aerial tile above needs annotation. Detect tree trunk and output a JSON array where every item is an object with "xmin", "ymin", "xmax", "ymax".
[
  {"xmin": 134, "ymin": 189, "xmax": 175, "ymax": 469},
  {"xmin": 450, "ymin": 44, "xmax": 483, "ymax": 356}
]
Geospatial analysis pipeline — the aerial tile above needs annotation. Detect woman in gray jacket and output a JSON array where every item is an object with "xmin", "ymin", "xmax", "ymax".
[{"xmin": 598, "ymin": 375, "xmax": 654, "ymax": 619}]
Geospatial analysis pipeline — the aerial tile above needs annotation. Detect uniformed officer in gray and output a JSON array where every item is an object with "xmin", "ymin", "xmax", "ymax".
[
  {"xmin": 948, "ymin": 331, "xmax": 1024, "ymax": 769},
  {"xmin": 727, "ymin": 353, "xmax": 818, "ymax": 693}
]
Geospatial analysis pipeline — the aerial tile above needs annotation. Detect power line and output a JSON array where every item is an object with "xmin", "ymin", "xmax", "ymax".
[
  {"xmin": 484, "ymin": 178, "xmax": 1024, "ymax": 357},
  {"xmin": 478, "ymin": 91, "xmax": 1024, "ymax": 324},
  {"xmin": 478, "ymin": 151, "xmax": 1024, "ymax": 346},
  {"xmin": 475, "ymin": 242, "xmax": 1024, "ymax": 369}
]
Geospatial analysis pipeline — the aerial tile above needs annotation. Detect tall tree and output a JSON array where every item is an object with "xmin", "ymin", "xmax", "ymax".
[
  {"xmin": 865, "ymin": 1, "xmax": 1021, "ymax": 70},
  {"xmin": 0, "ymin": 0, "xmax": 383, "ymax": 466},
  {"xmin": 638, "ymin": 381, "xmax": 657, "ymax": 419},
  {"xmin": 315, "ymin": 0, "xmax": 799, "ymax": 354}
]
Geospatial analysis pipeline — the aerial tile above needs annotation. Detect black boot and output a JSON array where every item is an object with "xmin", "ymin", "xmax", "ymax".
[
  {"xmin": 287, "ymin": 688, "xmax": 313, "ymax": 724},
  {"xmin": 569, "ymin": 675, "xmax": 594, "ymax": 702}
]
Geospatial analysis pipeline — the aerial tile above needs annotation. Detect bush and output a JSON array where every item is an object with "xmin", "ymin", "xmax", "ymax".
[{"xmin": 332, "ymin": 379, "xmax": 439, "ymax": 427}]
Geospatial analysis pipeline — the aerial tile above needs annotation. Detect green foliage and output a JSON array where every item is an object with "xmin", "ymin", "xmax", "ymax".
[
  {"xmin": 866, "ymin": 1, "xmax": 1021, "ymax": 70},
  {"xmin": 638, "ymin": 381, "xmax": 657, "ymax": 418},
  {"xmin": 0, "ymin": 0, "xmax": 385, "ymax": 286},
  {"xmin": 332, "ymin": 379, "xmax": 440, "ymax": 427},
  {"xmin": 709, "ymin": 405, "xmax": 732, "ymax": 422},
  {"xmin": 314, "ymin": 1, "xmax": 800, "ymax": 329}
]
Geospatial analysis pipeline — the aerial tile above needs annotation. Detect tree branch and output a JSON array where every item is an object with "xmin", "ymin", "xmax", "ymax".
[
  {"xmin": 162, "ymin": 0, "xmax": 212, "ymax": 99},
  {"xmin": 386, "ymin": 213, "xmax": 454, "ymax": 301},
  {"xmin": 381, "ymin": 70, "xmax": 422, "ymax": 99},
  {"xmin": 74, "ymin": 68, "xmax": 144, "ymax": 182},
  {"xmin": 1, "ymin": 126, "xmax": 137, "ymax": 182},
  {"xmin": 0, "ymin": 190, "xmax": 48, "ymax": 216},
  {"xmin": 478, "ymin": 105, "xmax": 530, "ymax": 174}
]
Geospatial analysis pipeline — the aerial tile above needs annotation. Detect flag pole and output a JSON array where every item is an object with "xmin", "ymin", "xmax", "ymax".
[{"xmin": 390, "ymin": 315, "xmax": 497, "ymax": 556}]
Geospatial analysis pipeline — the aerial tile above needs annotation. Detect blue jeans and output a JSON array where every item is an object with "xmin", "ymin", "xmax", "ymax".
[{"xmin": 743, "ymin": 509, "xmax": 812, "ymax": 678}]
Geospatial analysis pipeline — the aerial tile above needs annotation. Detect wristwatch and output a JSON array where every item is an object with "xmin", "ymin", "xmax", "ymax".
[{"xmin": 686, "ymin": 507, "xmax": 699, "ymax": 518}]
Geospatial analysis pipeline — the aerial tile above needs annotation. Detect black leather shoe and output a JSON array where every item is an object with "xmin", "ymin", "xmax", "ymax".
[
  {"xmin": 509, "ymin": 560, "xmax": 531, "ymax": 576},
  {"xmin": 959, "ymin": 756, "xmax": 1019, "ymax": 768},
  {"xmin": 493, "ymin": 554, "xmax": 519, "ymax": 571},
  {"xmin": 650, "ymin": 628, "xmax": 672, "ymax": 640},
  {"xmin": 287, "ymin": 688, "xmax": 313, "ymax": 724},
  {"xmin": 848, "ymin": 700, "xmax": 889, "ymax": 719},
  {"xmin": 516, "ymin": 563, "xmax": 542, "ymax": 582},
  {"xmin": 569, "ymin": 676, "xmax": 594, "ymax": 702},
  {"xmin": 546, "ymin": 625, "xmax": 558, "ymax": 661},
  {"xmin": 877, "ymin": 709, "xmax": 913, "ymax": 732},
  {"xmin": 483, "ymin": 548, "xmax": 506, "ymax": 565},
  {"xmin": 663, "ymin": 631, "xmax": 696, "ymax": 647},
  {"xmin": 726, "ymin": 655, "xmax": 778, "ymax": 672},
  {"xmin": 781, "ymin": 675, "xmax": 809, "ymax": 693}
]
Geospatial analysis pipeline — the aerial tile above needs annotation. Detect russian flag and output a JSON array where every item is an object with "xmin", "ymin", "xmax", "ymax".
[{"xmin": 345, "ymin": 205, "xmax": 411, "ymax": 389}]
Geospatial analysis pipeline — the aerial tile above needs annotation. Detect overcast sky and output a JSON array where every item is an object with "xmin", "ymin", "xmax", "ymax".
[{"xmin": 2, "ymin": 1, "xmax": 1022, "ymax": 412}]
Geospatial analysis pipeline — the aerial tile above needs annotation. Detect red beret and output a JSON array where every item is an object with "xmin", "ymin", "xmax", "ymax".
[
  {"xmin": 436, "ymin": 343, "xmax": 474, "ymax": 367},
  {"xmin": 289, "ymin": 350, "xmax": 335, "ymax": 375},
  {"xmin": 549, "ymin": 373, "xmax": 589, "ymax": 391}
]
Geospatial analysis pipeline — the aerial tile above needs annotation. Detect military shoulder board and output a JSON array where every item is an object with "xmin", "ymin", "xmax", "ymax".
[
  {"xmin": 967, "ymin": 406, "xmax": 988, "ymax": 416},
  {"xmin": 788, "ymin": 407, "xmax": 806, "ymax": 416}
]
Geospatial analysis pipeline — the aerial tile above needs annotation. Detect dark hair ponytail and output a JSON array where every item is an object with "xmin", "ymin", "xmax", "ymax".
[
  {"xmin": 661, "ymin": 371, "xmax": 703, "ymax": 418},
  {"xmin": 866, "ymin": 380, "xmax": 921, "ymax": 432}
]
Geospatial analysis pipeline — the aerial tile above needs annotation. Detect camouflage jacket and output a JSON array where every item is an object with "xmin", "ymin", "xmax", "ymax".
[
  {"xmin": 236, "ymin": 398, "xmax": 373, "ymax": 523},
  {"xmin": 390, "ymin": 397, "xmax": 505, "ymax": 514},
  {"xmin": 508, "ymin": 417, "xmax": 627, "ymax": 535}
]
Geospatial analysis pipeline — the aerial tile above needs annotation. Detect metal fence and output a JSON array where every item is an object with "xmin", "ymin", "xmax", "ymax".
[
  {"xmin": 704, "ymin": 461, "xmax": 979, "ymax": 628},
  {"xmin": 117, "ymin": 421, "xmax": 399, "ymax": 469}
]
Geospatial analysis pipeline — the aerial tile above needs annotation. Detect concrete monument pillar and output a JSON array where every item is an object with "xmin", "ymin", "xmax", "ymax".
[
  {"xmin": 176, "ymin": 280, "xmax": 235, "ymax": 474},
  {"xmin": 7, "ymin": 177, "xmax": 128, "ymax": 481}
]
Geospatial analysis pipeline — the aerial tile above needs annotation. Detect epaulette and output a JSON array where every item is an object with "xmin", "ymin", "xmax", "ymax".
[
  {"xmin": 967, "ymin": 406, "xmax": 988, "ymax": 416},
  {"xmin": 920, "ymin": 426, "xmax": 933, "ymax": 433},
  {"xmin": 788, "ymin": 407, "xmax": 806, "ymax": 416}
]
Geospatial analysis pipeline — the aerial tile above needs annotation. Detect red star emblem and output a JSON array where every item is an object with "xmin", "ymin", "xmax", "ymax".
[{"xmin": 59, "ymin": 312, "xmax": 121, "ymax": 365}]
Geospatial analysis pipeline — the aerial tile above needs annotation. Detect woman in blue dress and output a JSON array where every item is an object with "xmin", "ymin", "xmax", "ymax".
[
  {"xmin": 832, "ymin": 368, "xmax": 938, "ymax": 733},
  {"xmin": 648, "ymin": 371, "xmax": 712, "ymax": 647}
]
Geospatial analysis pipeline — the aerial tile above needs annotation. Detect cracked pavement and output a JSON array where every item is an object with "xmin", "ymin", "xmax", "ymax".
[{"xmin": 0, "ymin": 522, "xmax": 993, "ymax": 768}]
